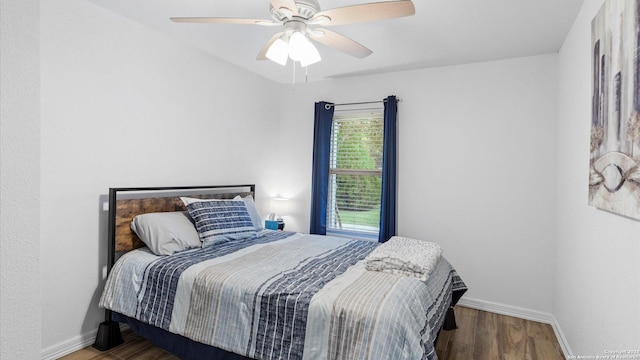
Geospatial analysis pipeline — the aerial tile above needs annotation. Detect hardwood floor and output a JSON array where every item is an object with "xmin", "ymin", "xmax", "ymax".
[
  {"xmin": 435, "ymin": 307, "xmax": 565, "ymax": 360},
  {"xmin": 61, "ymin": 306, "xmax": 565, "ymax": 360}
]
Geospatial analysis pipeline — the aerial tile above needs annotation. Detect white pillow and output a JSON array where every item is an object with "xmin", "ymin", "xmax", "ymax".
[
  {"xmin": 241, "ymin": 195, "xmax": 263, "ymax": 231},
  {"xmin": 130, "ymin": 211, "xmax": 201, "ymax": 256}
]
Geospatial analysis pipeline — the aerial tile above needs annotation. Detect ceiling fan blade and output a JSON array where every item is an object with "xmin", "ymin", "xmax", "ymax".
[
  {"xmin": 270, "ymin": 0, "xmax": 298, "ymax": 16},
  {"xmin": 257, "ymin": 32, "xmax": 285, "ymax": 60},
  {"xmin": 311, "ymin": 0, "xmax": 415, "ymax": 26},
  {"xmin": 310, "ymin": 28, "xmax": 373, "ymax": 59},
  {"xmin": 170, "ymin": 17, "xmax": 279, "ymax": 26}
]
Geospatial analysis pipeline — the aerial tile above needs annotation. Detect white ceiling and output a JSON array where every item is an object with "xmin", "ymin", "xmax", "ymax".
[{"xmin": 85, "ymin": 0, "xmax": 584, "ymax": 84}]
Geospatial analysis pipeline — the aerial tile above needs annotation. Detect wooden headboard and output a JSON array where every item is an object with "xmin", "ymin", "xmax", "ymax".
[{"xmin": 107, "ymin": 185, "xmax": 255, "ymax": 266}]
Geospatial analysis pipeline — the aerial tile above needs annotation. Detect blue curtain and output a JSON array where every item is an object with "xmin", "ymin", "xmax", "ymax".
[
  {"xmin": 379, "ymin": 95, "xmax": 397, "ymax": 242},
  {"xmin": 309, "ymin": 101, "xmax": 334, "ymax": 235}
]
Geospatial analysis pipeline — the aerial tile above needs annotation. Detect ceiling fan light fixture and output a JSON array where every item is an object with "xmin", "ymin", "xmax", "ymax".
[
  {"xmin": 288, "ymin": 31, "xmax": 320, "ymax": 66},
  {"xmin": 288, "ymin": 31, "xmax": 309, "ymax": 61},
  {"xmin": 266, "ymin": 37, "xmax": 289, "ymax": 66},
  {"xmin": 300, "ymin": 43, "xmax": 321, "ymax": 67}
]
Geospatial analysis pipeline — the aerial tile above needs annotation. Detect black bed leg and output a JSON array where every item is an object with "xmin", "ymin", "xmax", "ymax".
[
  {"xmin": 92, "ymin": 320, "xmax": 123, "ymax": 351},
  {"xmin": 443, "ymin": 306, "xmax": 458, "ymax": 330}
]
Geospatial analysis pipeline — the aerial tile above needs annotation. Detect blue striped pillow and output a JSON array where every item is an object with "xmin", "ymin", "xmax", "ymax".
[{"xmin": 181, "ymin": 198, "xmax": 257, "ymax": 248}]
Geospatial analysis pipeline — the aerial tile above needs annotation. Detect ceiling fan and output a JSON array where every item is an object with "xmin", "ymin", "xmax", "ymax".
[{"xmin": 170, "ymin": 0, "xmax": 415, "ymax": 67}]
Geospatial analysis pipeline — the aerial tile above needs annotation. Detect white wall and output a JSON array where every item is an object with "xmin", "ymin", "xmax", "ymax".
[
  {"xmin": 40, "ymin": 0, "xmax": 281, "ymax": 355},
  {"xmin": 556, "ymin": 0, "xmax": 640, "ymax": 355},
  {"xmin": 277, "ymin": 54, "xmax": 559, "ymax": 314},
  {"xmin": 0, "ymin": 0, "xmax": 42, "ymax": 359}
]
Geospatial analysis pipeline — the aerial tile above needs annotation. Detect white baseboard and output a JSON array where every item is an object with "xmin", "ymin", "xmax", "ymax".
[
  {"xmin": 549, "ymin": 314, "xmax": 574, "ymax": 357},
  {"xmin": 457, "ymin": 297, "xmax": 573, "ymax": 358},
  {"xmin": 41, "ymin": 324, "xmax": 129, "ymax": 360}
]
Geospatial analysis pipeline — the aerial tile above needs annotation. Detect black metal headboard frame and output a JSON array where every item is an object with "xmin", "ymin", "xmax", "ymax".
[{"xmin": 94, "ymin": 184, "xmax": 256, "ymax": 351}]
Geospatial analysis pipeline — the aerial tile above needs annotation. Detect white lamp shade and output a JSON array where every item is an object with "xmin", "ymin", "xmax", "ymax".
[
  {"xmin": 288, "ymin": 31, "xmax": 308, "ymax": 61},
  {"xmin": 300, "ymin": 43, "xmax": 321, "ymax": 67},
  {"xmin": 288, "ymin": 31, "xmax": 321, "ymax": 67},
  {"xmin": 266, "ymin": 38, "xmax": 289, "ymax": 66},
  {"xmin": 266, "ymin": 31, "xmax": 321, "ymax": 67},
  {"xmin": 271, "ymin": 197, "xmax": 290, "ymax": 217}
]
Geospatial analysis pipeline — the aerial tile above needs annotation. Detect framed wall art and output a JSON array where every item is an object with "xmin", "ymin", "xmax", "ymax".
[{"xmin": 590, "ymin": 0, "xmax": 640, "ymax": 219}]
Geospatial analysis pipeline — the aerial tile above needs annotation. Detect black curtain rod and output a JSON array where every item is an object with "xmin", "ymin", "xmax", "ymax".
[{"xmin": 324, "ymin": 98, "xmax": 401, "ymax": 109}]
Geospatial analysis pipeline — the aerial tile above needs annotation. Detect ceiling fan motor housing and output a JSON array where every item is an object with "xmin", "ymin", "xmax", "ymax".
[{"xmin": 270, "ymin": 0, "xmax": 321, "ymax": 21}]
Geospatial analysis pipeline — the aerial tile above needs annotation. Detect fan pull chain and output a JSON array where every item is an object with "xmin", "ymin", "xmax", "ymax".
[
  {"xmin": 292, "ymin": 61, "xmax": 296, "ymax": 89},
  {"xmin": 290, "ymin": 62, "xmax": 310, "ymax": 88}
]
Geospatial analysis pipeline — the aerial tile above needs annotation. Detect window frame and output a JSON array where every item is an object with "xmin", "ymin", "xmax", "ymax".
[{"xmin": 325, "ymin": 109, "xmax": 384, "ymax": 240}]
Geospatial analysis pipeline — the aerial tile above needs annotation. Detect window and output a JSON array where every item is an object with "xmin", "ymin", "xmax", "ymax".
[
  {"xmin": 310, "ymin": 96, "xmax": 396, "ymax": 242},
  {"xmin": 326, "ymin": 111, "xmax": 384, "ymax": 237}
]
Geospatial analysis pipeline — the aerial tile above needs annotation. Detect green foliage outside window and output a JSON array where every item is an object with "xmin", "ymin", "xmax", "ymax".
[{"xmin": 334, "ymin": 118, "xmax": 383, "ymax": 212}]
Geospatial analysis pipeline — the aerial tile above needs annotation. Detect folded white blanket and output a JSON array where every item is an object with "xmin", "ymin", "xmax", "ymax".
[{"xmin": 365, "ymin": 236, "xmax": 442, "ymax": 281}]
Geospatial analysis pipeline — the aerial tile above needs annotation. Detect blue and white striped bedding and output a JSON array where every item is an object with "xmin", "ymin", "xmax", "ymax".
[{"xmin": 99, "ymin": 231, "xmax": 466, "ymax": 360}]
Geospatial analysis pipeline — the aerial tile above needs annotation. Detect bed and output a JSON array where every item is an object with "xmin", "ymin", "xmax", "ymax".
[{"xmin": 95, "ymin": 185, "xmax": 466, "ymax": 360}]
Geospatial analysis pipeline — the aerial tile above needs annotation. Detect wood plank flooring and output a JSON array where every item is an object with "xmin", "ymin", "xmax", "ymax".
[
  {"xmin": 61, "ymin": 306, "xmax": 565, "ymax": 360},
  {"xmin": 435, "ymin": 307, "xmax": 565, "ymax": 360}
]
